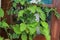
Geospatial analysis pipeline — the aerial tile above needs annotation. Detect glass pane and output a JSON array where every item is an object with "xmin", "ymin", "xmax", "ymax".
[
  {"xmin": 28, "ymin": 0, "xmax": 53, "ymax": 4},
  {"xmin": 41, "ymin": 0, "xmax": 52, "ymax": 4}
]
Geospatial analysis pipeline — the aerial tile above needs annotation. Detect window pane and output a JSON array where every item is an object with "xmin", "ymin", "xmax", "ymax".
[
  {"xmin": 41, "ymin": 0, "xmax": 52, "ymax": 4},
  {"xmin": 27, "ymin": 0, "xmax": 52, "ymax": 4}
]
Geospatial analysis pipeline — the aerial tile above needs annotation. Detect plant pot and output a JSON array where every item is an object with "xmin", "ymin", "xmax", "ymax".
[{"xmin": 33, "ymin": 35, "xmax": 46, "ymax": 40}]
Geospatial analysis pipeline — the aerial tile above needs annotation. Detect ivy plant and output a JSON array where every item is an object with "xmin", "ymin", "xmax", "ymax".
[{"xmin": 6, "ymin": 0, "xmax": 60, "ymax": 40}]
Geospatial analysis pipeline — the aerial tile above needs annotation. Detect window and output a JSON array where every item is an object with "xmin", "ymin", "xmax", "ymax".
[
  {"xmin": 41, "ymin": 0, "xmax": 52, "ymax": 4},
  {"xmin": 28, "ymin": 0, "xmax": 53, "ymax": 4}
]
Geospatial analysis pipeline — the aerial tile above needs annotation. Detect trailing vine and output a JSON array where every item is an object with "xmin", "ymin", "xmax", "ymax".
[
  {"xmin": 0, "ymin": 0, "xmax": 60, "ymax": 40},
  {"xmin": 7, "ymin": 0, "xmax": 60, "ymax": 40}
]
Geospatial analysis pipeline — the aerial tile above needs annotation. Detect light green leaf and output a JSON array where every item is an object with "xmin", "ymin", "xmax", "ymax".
[
  {"xmin": 28, "ymin": 22, "xmax": 38, "ymax": 27},
  {"xmin": 37, "ymin": 7, "xmax": 42, "ymax": 13},
  {"xmin": 2, "ymin": 22, "xmax": 9, "ymax": 28},
  {"xmin": 28, "ymin": 26, "xmax": 36, "ymax": 35},
  {"xmin": 37, "ymin": 7, "xmax": 45, "ymax": 13},
  {"xmin": 14, "ymin": 0, "xmax": 19, "ymax": 3},
  {"xmin": 41, "ymin": 21, "xmax": 49, "ymax": 29},
  {"xmin": 20, "ymin": 23, "xmax": 26, "ymax": 32},
  {"xmin": 0, "ymin": 8, "xmax": 4, "ymax": 17},
  {"xmin": 19, "ymin": 0, "xmax": 26, "ymax": 5},
  {"xmin": 27, "ymin": 5, "xmax": 37, "ymax": 13},
  {"xmin": 45, "ymin": 35, "xmax": 50, "ymax": 40},
  {"xmin": 40, "ymin": 27, "xmax": 50, "ymax": 40},
  {"xmin": 0, "ymin": 36, "xmax": 3, "ymax": 40},
  {"xmin": 18, "ymin": 10, "xmax": 24, "ymax": 17},
  {"xmin": 21, "ymin": 33, "xmax": 27, "ymax": 40},
  {"xmin": 40, "ymin": 21, "xmax": 50, "ymax": 40},
  {"xmin": 37, "ymin": 7, "xmax": 46, "ymax": 21},
  {"xmin": 43, "ymin": 29, "xmax": 50, "ymax": 35},
  {"xmin": 40, "ymin": 12, "xmax": 46, "ymax": 21},
  {"xmin": 13, "ymin": 24, "xmax": 21, "ymax": 34}
]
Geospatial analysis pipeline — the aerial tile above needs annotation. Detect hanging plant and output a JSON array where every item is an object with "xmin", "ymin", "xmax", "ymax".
[{"xmin": 6, "ymin": 0, "xmax": 60, "ymax": 40}]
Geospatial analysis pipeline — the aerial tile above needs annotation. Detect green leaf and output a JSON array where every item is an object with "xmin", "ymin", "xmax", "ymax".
[
  {"xmin": 40, "ymin": 21, "xmax": 50, "ymax": 40},
  {"xmin": 0, "ymin": 36, "xmax": 3, "ymax": 40},
  {"xmin": 36, "ymin": 7, "xmax": 42, "ymax": 13},
  {"xmin": 2, "ymin": 22, "xmax": 9, "ymax": 28},
  {"xmin": 55, "ymin": 12, "xmax": 60, "ymax": 19},
  {"xmin": 19, "ymin": 0, "xmax": 26, "ymax": 5},
  {"xmin": 40, "ymin": 26, "xmax": 50, "ymax": 40},
  {"xmin": 13, "ymin": 2, "xmax": 17, "ymax": 8},
  {"xmin": 28, "ymin": 26, "xmax": 36, "ymax": 35},
  {"xmin": 40, "ymin": 13, "xmax": 46, "ymax": 21},
  {"xmin": 28, "ymin": 22, "xmax": 38, "ymax": 27},
  {"xmin": 13, "ymin": 24, "xmax": 21, "ymax": 34},
  {"xmin": 12, "ymin": 33, "xmax": 19, "ymax": 39},
  {"xmin": 40, "ymin": 26, "xmax": 43, "ymax": 34},
  {"xmin": 45, "ymin": 35, "xmax": 50, "ymax": 40},
  {"xmin": 9, "ymin": 33, "xmax": 19, "ymax": 39},
  {"xmin": 37, "ymin": 7, "xmax": 46, "ymax": 21},
  {"xmin": 18, "ymin": 10, "xmax": 24, "ymax": 17},
  {"xmin": 14, "ymin": 0, "xmax": 19, "ymax": 3},
  {"xmin": 37, "ymin": 7, "xmax": 45, "ymax": 13},
  {"xmin": 44, "ymin": 7, "xmax": 50, "ymax": 12},
  {"xmin": 43, "ymin": 29, "xmax": 50, "ymax": 35},
  {"xmin": 20, "ymin": 23, "xmax": 26, "ymax": 32},
  {"xmin": 21, "ymin": 33, "xmax": 27, "ymax": 40},
  {"xmin": 27, "ymin": 5, "xmax": 37, "ymax": 13},
  {"xmin": 41, "ymin": 21, "xmax": 49, "ymax": 29},
  {"xmin": 0, "ymin": 8, "xmax": 4, "ymax": 17}
]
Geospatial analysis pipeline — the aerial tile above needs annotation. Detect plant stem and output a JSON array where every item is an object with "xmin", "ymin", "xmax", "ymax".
[{"xmin": 5, "ymin": 28, "xmax": 10, "ymax": 40}]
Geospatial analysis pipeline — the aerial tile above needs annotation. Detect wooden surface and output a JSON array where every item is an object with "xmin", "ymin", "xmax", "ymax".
[
  {"xmin": 1, "ymin": 0, "xmax": 13, "ymax": 24},
  {"xmin": 51, "ymin": 0, "xmax": 60, "ymax": 40}
]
